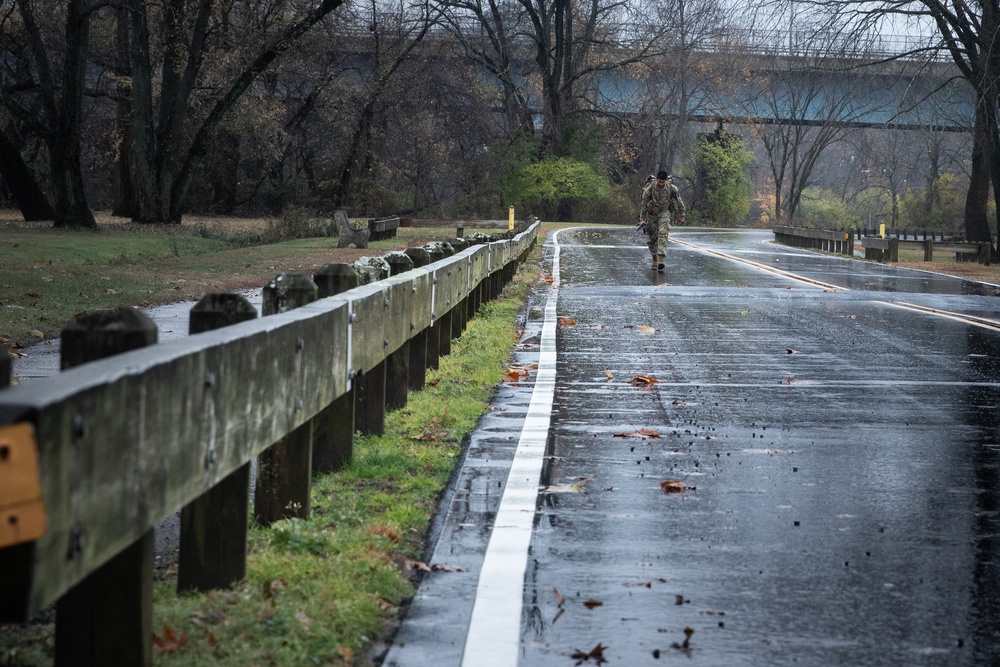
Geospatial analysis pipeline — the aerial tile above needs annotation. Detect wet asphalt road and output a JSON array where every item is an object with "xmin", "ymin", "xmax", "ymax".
[{"xmin": 387, "ymin": 228, "xmax": 1000, "ymax": 666}]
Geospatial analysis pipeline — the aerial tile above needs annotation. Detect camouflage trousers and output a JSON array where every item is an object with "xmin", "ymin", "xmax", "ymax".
[{"xmin": 646, "ymin": 212, "xmax": 672, "ymax": 256}]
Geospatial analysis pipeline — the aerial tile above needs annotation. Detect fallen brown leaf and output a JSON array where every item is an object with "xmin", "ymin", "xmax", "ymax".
[
  {"xmin": 544, "ymin": 475, "xmax": 596, "ymax": 493},
  {"xmin": 571, "ymin": 643, "xmax": 608, "ymax": 665},
  {"xmin": 404, "ymin": 559, "xmax": 467, "ymax": 572},
  {"xmin": 613, "ymin": 428, "xmax": 661, "ymax": 439},
  {"xmin": 628, "ymin": 375, "xmax": 658, "ymax": 385},
  {"xmin": 660, "ymin": 480, "xmax": 689, "ymax": 494},
  {"xmin": 670, "ymin": 626, "xmax": 695, "ymax": 651},
  {"xmin": 263, "ymin": 579, "xmax": 286, "ymax": 599},
  {"xmin": 583, "ymin": 599, "xmax": 603, "ymax": 609},
  {"xmin": 152, "ymin": 625, "xmax": 187, "ymax": 654}
]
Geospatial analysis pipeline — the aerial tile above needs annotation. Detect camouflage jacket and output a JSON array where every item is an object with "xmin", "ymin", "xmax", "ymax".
[{"xmin": 640, "ymin": 179, "xmax": 685, "ymax": 220}]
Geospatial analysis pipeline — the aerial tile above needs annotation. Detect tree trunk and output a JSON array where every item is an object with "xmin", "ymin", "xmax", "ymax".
[
  {"xmin": 52, "ymin": 0, "xmax": 96, "ymax": 230},
  {"xmin": 112, "ymin": 7, "xmax": 139, "ymax": 218},
  {"xmin": 0, "ymin": 130, "xmax": 54, "ymax": 220},
  {"xmin": 333, "ymin": 105, "xmax": 374, "ymax": 208},
  {"xmin": 965, "ymin": 100, "xmax": 993, "ymax": 243}
]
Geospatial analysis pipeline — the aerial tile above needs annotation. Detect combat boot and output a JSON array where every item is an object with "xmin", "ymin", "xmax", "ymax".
[
  {"xmin": 656, "ymin": 255, "xmax": 665, "ymax": 271},
  {"xmin": 650, "ymin": 255, "xmax": 658, "ymax": 270}
]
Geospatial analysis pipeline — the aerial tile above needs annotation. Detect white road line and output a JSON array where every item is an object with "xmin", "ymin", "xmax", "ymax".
[
  {"xmin": 672, "ymin": 238, "xmax": 849, "ymax": 291},
  {"xmin": 877, "ymin": 300, "xmax": 1000, "ymax": 332},
  {"xmin": 460, "ymin": 229, "xmax": 566, "ymax": 666}
]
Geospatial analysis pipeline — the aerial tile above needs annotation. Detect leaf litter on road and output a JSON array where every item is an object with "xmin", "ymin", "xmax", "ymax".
[
  {"xmin": 544, "ymin": 474, "xmax": 597, "ymax": 493},
  {"xmin": 613, "ymin": 428, "xmax": 661, "ymax": 439},
  {"xmin": 571, "ymin": 643, "xmax": 608, "ymax": 665}
]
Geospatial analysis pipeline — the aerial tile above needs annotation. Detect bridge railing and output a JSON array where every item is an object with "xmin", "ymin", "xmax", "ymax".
[{"xmin": 0, "ymin": 222, "xmax": 539, "ymax": 665}]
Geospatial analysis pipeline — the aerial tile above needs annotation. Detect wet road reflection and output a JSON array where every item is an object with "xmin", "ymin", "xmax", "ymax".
[{"xmin": 521, "ymin": 227, "xmax": 1000, "ymax": 666}]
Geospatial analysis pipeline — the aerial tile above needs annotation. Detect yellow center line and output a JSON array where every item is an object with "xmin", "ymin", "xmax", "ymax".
[
  {"xmin": 876, "ymin": 301, "xmax": 1000, "ymax": 332},
  {"xmin": 670, "ymin": 237, "xmax": 1000, "ymax": 332},
  {"xmin": 672, "ymin": 238, "xmax": 848, "ymax": 291}
]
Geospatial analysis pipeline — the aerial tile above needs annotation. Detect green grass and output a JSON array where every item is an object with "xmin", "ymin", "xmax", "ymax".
[
  {"xmin": 0, "ymin": 247, "xmax": 542, "ymax": 666},
  {"xmin": 153, "ymin": 272, "xmax": 537, "ymax": 666}
]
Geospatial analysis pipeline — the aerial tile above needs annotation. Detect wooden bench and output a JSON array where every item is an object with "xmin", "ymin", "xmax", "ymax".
[
  {"xmin": 368, "ymin": 216, "xmax": 400, "ymax": 241},
  {"xmin": 335, "ymin": 210, "xmax": 369, "ymax": 249}
]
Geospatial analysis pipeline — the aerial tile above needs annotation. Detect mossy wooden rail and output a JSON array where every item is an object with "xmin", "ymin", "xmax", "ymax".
[
  {"xmin": 772, "ymin": 225, "xmax": 855, "ymax": 255},
  {"xmin": 0, "ymin": 222, "xmax": 538, "ymax": 665},
  {"xmin": 860, "ymin": 236, "xmax": 991, "ymax": 264}
]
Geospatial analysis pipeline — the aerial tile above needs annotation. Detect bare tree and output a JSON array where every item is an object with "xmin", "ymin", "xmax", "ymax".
[
  {"xmin": 125, "ymin": 0, "xmax": 353, "ymax": 224},
  {"xmin": 793, "ymin": 0, "xmax": 998, "ymax": 247},
  {"xmin": 0, "ymin": 0, "xmax": 102, "ymax": 228},
  {"xmin": 599, "ymin": 0, "xmax": 738, "ymax": 189},
  {"xmin": 737, "ymin": 47, "xmax": 886, "ymax": 224},
  {"xmin": 437, "ymin": 0, "xmax": 669, "ymax": 156},
  {"xmin": 326, "ymin": 0, "xmax": 438, "ymax": 210}
]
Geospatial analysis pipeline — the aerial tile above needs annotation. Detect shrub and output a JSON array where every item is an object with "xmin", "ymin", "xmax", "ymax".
[
  {"xmin": 797, "ymin": 187, "xmax": 855, "ymax": 228},
  {"xmin": 502, "ymin": 156, "xmax": 611, "ymax": 222}
]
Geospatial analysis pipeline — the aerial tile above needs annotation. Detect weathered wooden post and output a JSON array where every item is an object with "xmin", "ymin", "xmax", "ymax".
[
  {"xmin": 404, "ymin": 248, "xmax": 431, "ymax": 390},
  {"xmin": 254, "ymin": 274, "xmax": 318, "ymax": 526},
  {"xmin": 385, "ymin": 253, "xmax": 414, "ymax": 412},
  {"xmin": 484, "ymin": 244, "xmax": 497, "ymax": 304},
  {"xmin": 468, "ymin": 248, "xmax": 483, "ymax": 316},
  {"xmin": 178, "ymin": 294, "xmax": 257, "ymax": 593},
  {"xmin": 55, "ymin": 307, "xmax": 157, "ymax": 667},
  {"xmin": 432, "ymin": 243, "xmax": 455, "ymax": 360},
  {"xmin": 446, "ymin": 239, "xmax": 470, "ymax": 339},
  {"xmin": 311, "ymin": 263, "xmax": 358, "ymax": 473},
  {"xmin": 423, "ymin": 243, "xmax": 445, "ymax": 370},
  {"xmin": 351, "ymin": 258, "xmax": 389, "ymax": 436},
  {"xmin": 437, "ymin": 273, "xmax": 454, "ymax": 361},
  {"xmin": 354, "ymin": 363, "xmax": 386, "ymax": 436}
]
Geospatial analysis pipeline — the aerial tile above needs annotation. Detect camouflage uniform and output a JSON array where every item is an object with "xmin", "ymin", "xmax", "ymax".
[{"xmin": 639, "ymin": 177, "xmax": 685, "ymax": 270}]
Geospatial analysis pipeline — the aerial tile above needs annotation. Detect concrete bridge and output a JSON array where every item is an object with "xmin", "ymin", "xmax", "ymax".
[{"xmin": 589, "ymin": 52, "xmax": 973, "ymax": 132}]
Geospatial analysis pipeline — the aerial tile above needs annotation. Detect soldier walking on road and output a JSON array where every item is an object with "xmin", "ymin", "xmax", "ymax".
[{"xmin": 638, "ymin": 170, "xmax": 686, "ymax": 272}]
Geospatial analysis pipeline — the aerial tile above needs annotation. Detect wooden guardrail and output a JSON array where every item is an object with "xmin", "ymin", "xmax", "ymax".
[
  {"xmin": 400, "ymin": 218, "xmax": 509, "ymax": 238},
  {"xmin": 774, "ymin": 225, "xmax": 992, "ymax": 265},
  {"xmin": 860, "ymin": 236, "xmax": 992, "ymax": 264},
  {"xmin": 0, "ymin": 222, "xmax": 538, "ymax": 665},
  {"xmin": 861, "ymin": 227, "xmax": 964, "ymax": 242},
  {"xmin": 772, "ymin": 225, "xmax": 855, "ymax": 255}
]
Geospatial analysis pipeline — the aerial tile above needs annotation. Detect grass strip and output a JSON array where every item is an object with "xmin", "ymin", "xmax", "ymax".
[{"xmin": 0, "ymin": 250, "xmax": 541, "ymax": 667}]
